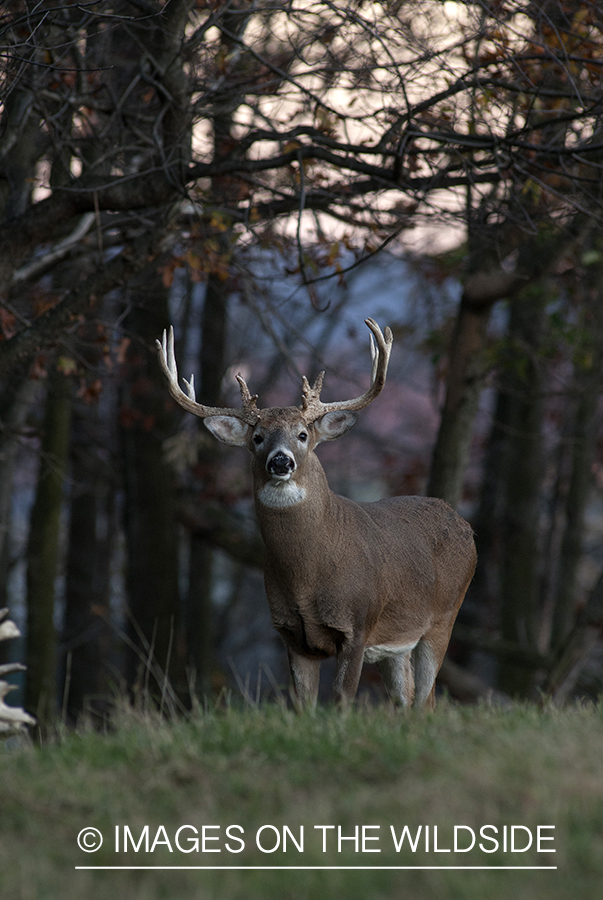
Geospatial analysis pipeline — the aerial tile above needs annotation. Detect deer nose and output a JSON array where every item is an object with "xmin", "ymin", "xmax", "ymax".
[{"xmin": 267, "ymin": 451, "xmax": 295, "ymax": 476}]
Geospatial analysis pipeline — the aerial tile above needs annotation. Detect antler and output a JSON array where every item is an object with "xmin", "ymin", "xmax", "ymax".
[
  {"xmin": 300, "ymin": 318, "xmax": 393, "ymax": 423},
  {"xmin": 156, "ymin": 327, "xmax": 261, "ymax": 425}
]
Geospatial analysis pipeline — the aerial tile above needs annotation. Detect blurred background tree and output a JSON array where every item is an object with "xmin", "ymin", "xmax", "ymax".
[{"xmin": 1, "ymin": 0, "xmax": 603, "ymax": 725}]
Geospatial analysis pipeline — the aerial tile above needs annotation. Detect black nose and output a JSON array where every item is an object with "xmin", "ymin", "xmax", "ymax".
[{"xmin": 267, "ymin": 452, "xmax": 295, "ymax": 476}]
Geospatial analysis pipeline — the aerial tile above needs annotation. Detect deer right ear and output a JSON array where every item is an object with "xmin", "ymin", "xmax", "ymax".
[
  {"xmin": 314, "ymin": 410, "xmax": 358, "ymax": 443},
  {"xmin": 204, "ymin": 415, "xmax": 250, "ymax": 447}
]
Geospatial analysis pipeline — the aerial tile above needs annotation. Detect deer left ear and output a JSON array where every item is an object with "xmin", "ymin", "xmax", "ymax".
[
  {"xmin": 204, "ymin": 415, "xmax": 250, "ymax": 447},
  {"xmin": 314, "ymin": 410, "xmax": 358, "ymax": 443}
]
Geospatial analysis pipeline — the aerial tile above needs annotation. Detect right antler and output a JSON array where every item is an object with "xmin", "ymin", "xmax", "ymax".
[
  {"xmin": 300, "ymin": 318, "xmax": 393, "ymax": 423},
  {"xmin": 156, "ymin": 327, "xmax": 261, "ymax": 425}
]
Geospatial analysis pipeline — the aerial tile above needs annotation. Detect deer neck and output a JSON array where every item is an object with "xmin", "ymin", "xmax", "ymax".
[{"xmin": 253, "ymin": 454, "xmax": 343, "ymax": 592}]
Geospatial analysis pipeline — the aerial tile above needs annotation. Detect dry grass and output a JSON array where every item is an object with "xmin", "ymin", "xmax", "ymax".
[{"xmin": 1, "ymin": 699, "xmax": 602, "ymax": 899}]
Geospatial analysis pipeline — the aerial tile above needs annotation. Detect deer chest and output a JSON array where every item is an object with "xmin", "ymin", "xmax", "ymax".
[{"xmin": 273, "ymin": 611, "xmax": 348, "ymax": 659}]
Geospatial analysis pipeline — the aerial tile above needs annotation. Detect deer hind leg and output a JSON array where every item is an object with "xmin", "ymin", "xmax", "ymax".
[
  {"xmin": 377, "ymin": 652, "xmax": 414, "ymax": 707},
  {"xmin": 287, "ymin": 648, "xmax": 321, "ymax": 710},
  {"xmin": 413, "ymin": 620, "xmax": 455, "ymax": 709}
]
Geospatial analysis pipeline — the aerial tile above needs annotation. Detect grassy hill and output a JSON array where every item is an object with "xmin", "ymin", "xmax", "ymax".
[{"xmin": 1, "ymin": 700, "xmax": 602, "ymax": 899}]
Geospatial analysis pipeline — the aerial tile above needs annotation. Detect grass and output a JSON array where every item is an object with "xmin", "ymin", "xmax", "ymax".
[{"xmin": 1, "ymin": 699, "xmax": 603, "ymax": 899}]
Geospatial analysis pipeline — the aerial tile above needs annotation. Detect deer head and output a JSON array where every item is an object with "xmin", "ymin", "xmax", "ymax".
[
  {"xmin": 157, "ymin": 319, "xmax": 393, "ymax": 464},
  {"xmin": 156, "ymin": 318, "xmax": 393, "ymax": 502}
]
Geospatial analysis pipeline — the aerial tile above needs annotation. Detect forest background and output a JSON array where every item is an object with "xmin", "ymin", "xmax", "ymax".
[{"xmin": 2, "ymin": 0, "xmax": 603, "ymax": 732}]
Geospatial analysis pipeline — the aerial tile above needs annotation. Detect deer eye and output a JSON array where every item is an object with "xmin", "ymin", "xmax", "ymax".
[
  {"xmin": 253, "ymin": 433, "xmax": 264, "ymax": 445},
  {"xmin": 298, "ymin": 431, "xmax": 308, "ymax": 442}
]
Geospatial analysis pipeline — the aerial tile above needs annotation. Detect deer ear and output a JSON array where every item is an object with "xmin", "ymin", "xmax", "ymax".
[
  {"xmin": 314, "ymin": 410, "xmax": 358, "ymax": 444},
  {"xmin": 204, "ymin": 415, "xmax": 250, "ymax": 447}
]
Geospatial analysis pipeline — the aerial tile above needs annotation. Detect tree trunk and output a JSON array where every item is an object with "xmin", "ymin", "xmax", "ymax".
[
  {"xmin": 120, "ymin": 266, "xmax": 184, "ymax": 704},
  {"xmin": 426, "ymin": 223, "xmax": 585, "ymax": 509},
  {"xmin": 426, "ymin": 296, "xmax": 493, "ymax": 506},
  {"xmin": 0, "ymin": 73, "xmax": 45, "ymax": 615},
  {"xmin": 185, "ymin": 61, "xmax": 243, "ymax": 696},
  {"xmin": 550, "ymin": 284, "xmax": 603, "ymax": 651},
  {"xmin": 546, "ymin": 571, "xmax": 603, "ymax": 704},
  {"xmin": 0, "ymin": 82, "xmax": 41, "ymax": 220},
  {"xmin": 468, "ymin": 386, "xmax": 512, "ymax": 617},
  {"xmin": 62, "ymin": 394, "xmax": 116, "ymax": 725},
  {"xmin": 496, "ymin": 290, "xmax": 547, "ymax": 697},
  {"xmin": 0, "ymin": 377, "xmax": 40, "ymax": 609},
  {"xmin": 426, "ymin": 227, "xmax": 522, "ymax": 508},
  {"xmin": 186, "ymin": 257, "xmax": 229, "ymax": 698},
  {"xmin": 25, "ymin": 367, "xmax": 73, "ymax": 730}
]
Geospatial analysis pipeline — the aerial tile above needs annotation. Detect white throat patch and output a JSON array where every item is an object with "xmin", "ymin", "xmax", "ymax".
[{"xmin": 257, "ymin": 480, "xmax": 307, "ymax": 508}]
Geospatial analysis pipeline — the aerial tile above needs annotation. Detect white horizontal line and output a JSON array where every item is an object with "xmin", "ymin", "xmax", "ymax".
[{"xmin": 75, "ymin": 866, "xmax": 558, "ymax": 871}]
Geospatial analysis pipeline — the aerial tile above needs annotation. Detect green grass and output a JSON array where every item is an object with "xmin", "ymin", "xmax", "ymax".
[{"xmin": 1, "ymin": 700, "xmax": 603, "ymax": 899}]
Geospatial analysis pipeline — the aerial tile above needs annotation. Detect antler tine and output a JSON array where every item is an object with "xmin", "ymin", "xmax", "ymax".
[
  {"xmin": 300, "ymin": 371, "xmax": 325, "ymax": 413},
  {"xmin": 369, "ymin": 331, "xmax": 378, "ymax": 383},
  {"xmin": 156, "ymin": 326, "xmax": 260, "ymax": 424},
  {"xmin": 183, "ymin": 373, "xmax": 196, "ymax": 401},
  {"xmin": 235, "ymin": 374, "xmax": 260, "ymax": 413},
  {"xmin": 300, "ymin": 318, "xmax": 393, "ymax": 423}
]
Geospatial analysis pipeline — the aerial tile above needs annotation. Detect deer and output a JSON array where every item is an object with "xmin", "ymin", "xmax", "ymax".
[{"xmin": 157, "ymin": 319, "xmax": 476, "ymax": 709}]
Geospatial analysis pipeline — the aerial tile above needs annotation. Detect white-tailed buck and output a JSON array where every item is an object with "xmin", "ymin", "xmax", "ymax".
[{"xmin": 157, "ymin": 319, "xmax": 476, "ymax": 708}]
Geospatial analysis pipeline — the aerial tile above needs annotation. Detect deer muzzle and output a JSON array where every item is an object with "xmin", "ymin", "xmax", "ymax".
[{"xmin": 267, "ymin": 450, "xmax": 296, "ymax": 478}]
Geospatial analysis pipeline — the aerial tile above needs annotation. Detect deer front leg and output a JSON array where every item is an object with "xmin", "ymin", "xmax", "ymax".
[
  {"xmin": 333, "ymin": 639, "xmax": 365, "ymax": 706},
  {"xmin": 287, "ymin": 648, "xmax": 321, "ymax": 710}
]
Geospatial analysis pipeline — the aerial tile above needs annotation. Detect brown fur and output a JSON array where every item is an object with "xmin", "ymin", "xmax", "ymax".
[{"xmin": 208, "ymin": 406, "xmax": 476, "ymax": 709}]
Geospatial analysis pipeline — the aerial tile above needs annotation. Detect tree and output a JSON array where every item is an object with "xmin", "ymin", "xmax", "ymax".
[
  {"xmin": 3, "ymin": 1, "xmax": 603, "ymax": 364},
  {"xmin": 2, "ymin": 0, "xmax": 603, "ymax": 712},
  {"xmin": 24, "ymin": 365, "xmax": 72, "ymax": 730}
]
